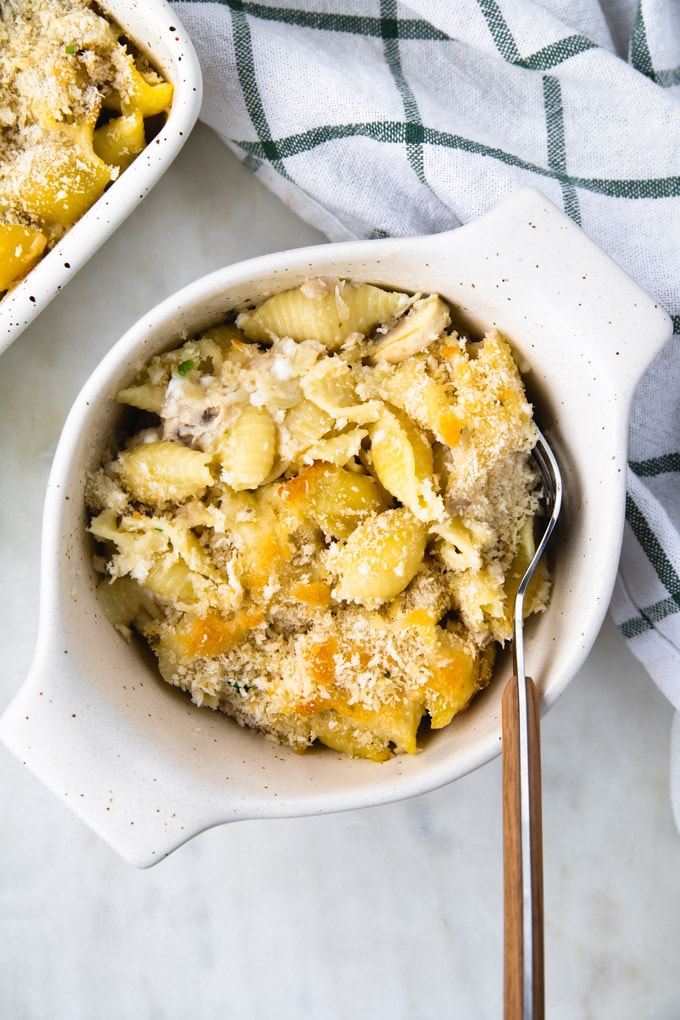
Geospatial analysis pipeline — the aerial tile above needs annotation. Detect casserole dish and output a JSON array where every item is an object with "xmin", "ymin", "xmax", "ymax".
[{"xmin": 0, "ymin": 188, "xmax": 671, "ymax": 866}]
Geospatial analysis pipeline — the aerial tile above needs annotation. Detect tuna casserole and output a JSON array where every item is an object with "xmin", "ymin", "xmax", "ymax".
[
  {"xmin": 86, "ymin": 279, "xmax": 550, "ymax": 761},
  {"xmin": 0, "ymin": 0, "xmax": 173, "ymax": 294}
]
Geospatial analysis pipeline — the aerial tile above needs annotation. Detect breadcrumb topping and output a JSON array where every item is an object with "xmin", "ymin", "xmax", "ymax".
[
  {"xmin": 0, "ymin": 0, "xmax": 172, "ymax": 291},
  {"xmin": 86, "ymin": 281, "xmax": 550, "ymax": 761}
]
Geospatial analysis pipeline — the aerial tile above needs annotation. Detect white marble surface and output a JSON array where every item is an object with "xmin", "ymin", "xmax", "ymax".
[{"xmin": 1, "ymin": 122, "xmax": 679, "ymax": 1019}]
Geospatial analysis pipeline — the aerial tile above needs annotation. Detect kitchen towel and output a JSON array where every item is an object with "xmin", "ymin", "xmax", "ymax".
[{"xmin": 170, "ymin": 0, "xmax": 680, "ymax": 827}]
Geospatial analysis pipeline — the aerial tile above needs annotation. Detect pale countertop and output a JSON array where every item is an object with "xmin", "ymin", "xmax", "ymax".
[{"xmin": 1, "ymin": 122, "xmax": 680, "ymax": 1019}]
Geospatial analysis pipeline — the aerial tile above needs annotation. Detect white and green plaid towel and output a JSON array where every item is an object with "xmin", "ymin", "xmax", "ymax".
[{"xmin": 171, "ymin": 0, "xmax": 680, "ymax": 826}]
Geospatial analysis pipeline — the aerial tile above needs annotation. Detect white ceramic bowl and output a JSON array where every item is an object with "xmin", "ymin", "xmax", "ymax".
[
  {"xmin": 0, "ymin": 188, "xmax": 671, "ymax": 867},
  {"xmin": 0, "ymin": 0, "xmax": 202, "ymax": 355}
]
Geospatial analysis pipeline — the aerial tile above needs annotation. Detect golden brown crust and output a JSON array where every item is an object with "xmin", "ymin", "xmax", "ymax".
[{"xmin": 86, "ymin": 282, "xmax": 548, "ymax": 759}]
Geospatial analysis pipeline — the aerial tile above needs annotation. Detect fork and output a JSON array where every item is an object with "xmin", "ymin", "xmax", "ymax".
[{"xmin": 502, "ymin": 428, "xmax": 562, "ymax": 1020}]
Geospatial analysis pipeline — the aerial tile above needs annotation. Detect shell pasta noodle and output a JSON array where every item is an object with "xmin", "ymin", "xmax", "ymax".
[
  {"xmin": 86, "ymin": 278, "xmax": 551, "ymax": 762},
  {"xmin": 0, "ymin": 0, "xmax": 174, "ymax": 295}
]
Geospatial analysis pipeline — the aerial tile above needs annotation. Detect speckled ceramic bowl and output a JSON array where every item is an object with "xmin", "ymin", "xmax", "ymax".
[
  {"xmin": 0, "ymin": 188, "xmax": 672, "ymax": 867},
  {"xmin": 0, "ymin": 0, "xmax": 202, "ymax": 355}
]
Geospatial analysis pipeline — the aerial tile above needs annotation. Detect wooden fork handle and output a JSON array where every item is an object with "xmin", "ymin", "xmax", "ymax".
[{"xmin": 502, "ymin": 674, "xmax": 545, "ymax": 1020}]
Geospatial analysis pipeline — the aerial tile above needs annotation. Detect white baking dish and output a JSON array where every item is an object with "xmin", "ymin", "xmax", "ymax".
[
  {"xmin": 0, "ymin": 188, "xmax": 671, "ymax": 866},
  {"xmin": 0, "ymin": 0, "xmax": 203, "ymax": 354}
]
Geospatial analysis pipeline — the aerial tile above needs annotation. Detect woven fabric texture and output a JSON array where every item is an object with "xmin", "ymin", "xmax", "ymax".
[{"xmin": 170, "ymin": 0, "xmax": 680, "ymax": 824}]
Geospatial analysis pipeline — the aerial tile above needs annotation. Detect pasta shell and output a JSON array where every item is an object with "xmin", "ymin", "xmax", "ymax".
[
  {"xmin": 106, "ymin": 52, "xmax": 174, "ymax": 118},
  {"xmin": 368, "ymin": 407, "xmax": 444, "ymax": 522},
  {"xmin": 382, "ymin": 359, "xmax": 462, "ymax": 447},
  {"xmin": 95, "ymin": 576, "xmax": 156, "ymax": 631},
  {"xmin": 302, "ymin": 358, "xmax": 381, "ymax": 424},
  {"xmin": 237, "ymin": 281, "xmax": 410, "ymax": 348},
  {"xmin": 11, "ymin": 138, "xmax": 113, "ymax": 230},
  {"xmin": 218, "ymin": 404, "xmax": 277, "ymax": 491},
  {"xmin": 115, "ymin": 441, "xmax": 213, "ymax": 505},
  {"xmin": 299, "ymin": 428, "xmax": 367, "ymax": 469},
  {"xmin": 144, "ymin": 554, "xmax": 201, "ymax": 604},
  {"xmin": 312, "ymin": 464, "xmax": 389, "ymax": 539},
  {"xmin": 0, "ymin": 223, "xmax": 46, "ymax": 291},
  {"xmin": 279, "ymin": 399, "xmax": 334, "ymax": 463},
  {"xmin": 276, "ymin": 463, "xmax": 388, "ymax": 540},
  {"xmin": 332, "ymin": 507, "xmax": 427, "ymax": 606},
  {"xmin": 228, "ymin": 499, "xmax": 293, "ymax": 598},
  {"xmin": 93, "ymin": 110, "xmax": 145, "ymax": 171},
  {"xmin": 116, "ymin": 382, "xmax": 165, "ymax": 414},
  {"xmin": 424, "ymin": 635, "xmax": 495, "ymax": 730},
  {"xmin": 430, "ymin": 517, "xmax": 489, "ymax": 572}
]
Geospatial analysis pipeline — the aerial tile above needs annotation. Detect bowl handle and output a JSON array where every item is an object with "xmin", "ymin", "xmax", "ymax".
[
  {"xmin": 426, "ymin": 187, "xmax": 673, "ymax": 394},
  {"xmin": 0, "ymin": 646, "xmax": 231, "ymax": 868}
]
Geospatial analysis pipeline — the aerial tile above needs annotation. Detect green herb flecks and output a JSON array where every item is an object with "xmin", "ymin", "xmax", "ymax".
[{"xmin": 226, "ymin": 677, "xmax": 250, "ymax": 695}]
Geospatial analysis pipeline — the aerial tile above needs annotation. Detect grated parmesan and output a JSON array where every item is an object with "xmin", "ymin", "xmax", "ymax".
[
  {"xmin": 0, "ymin": 0, "xmax": 172, "ymax": 292},
  {"xmin": 86, "ymin": 282, "xmax": 551, "ymax": 762}
]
